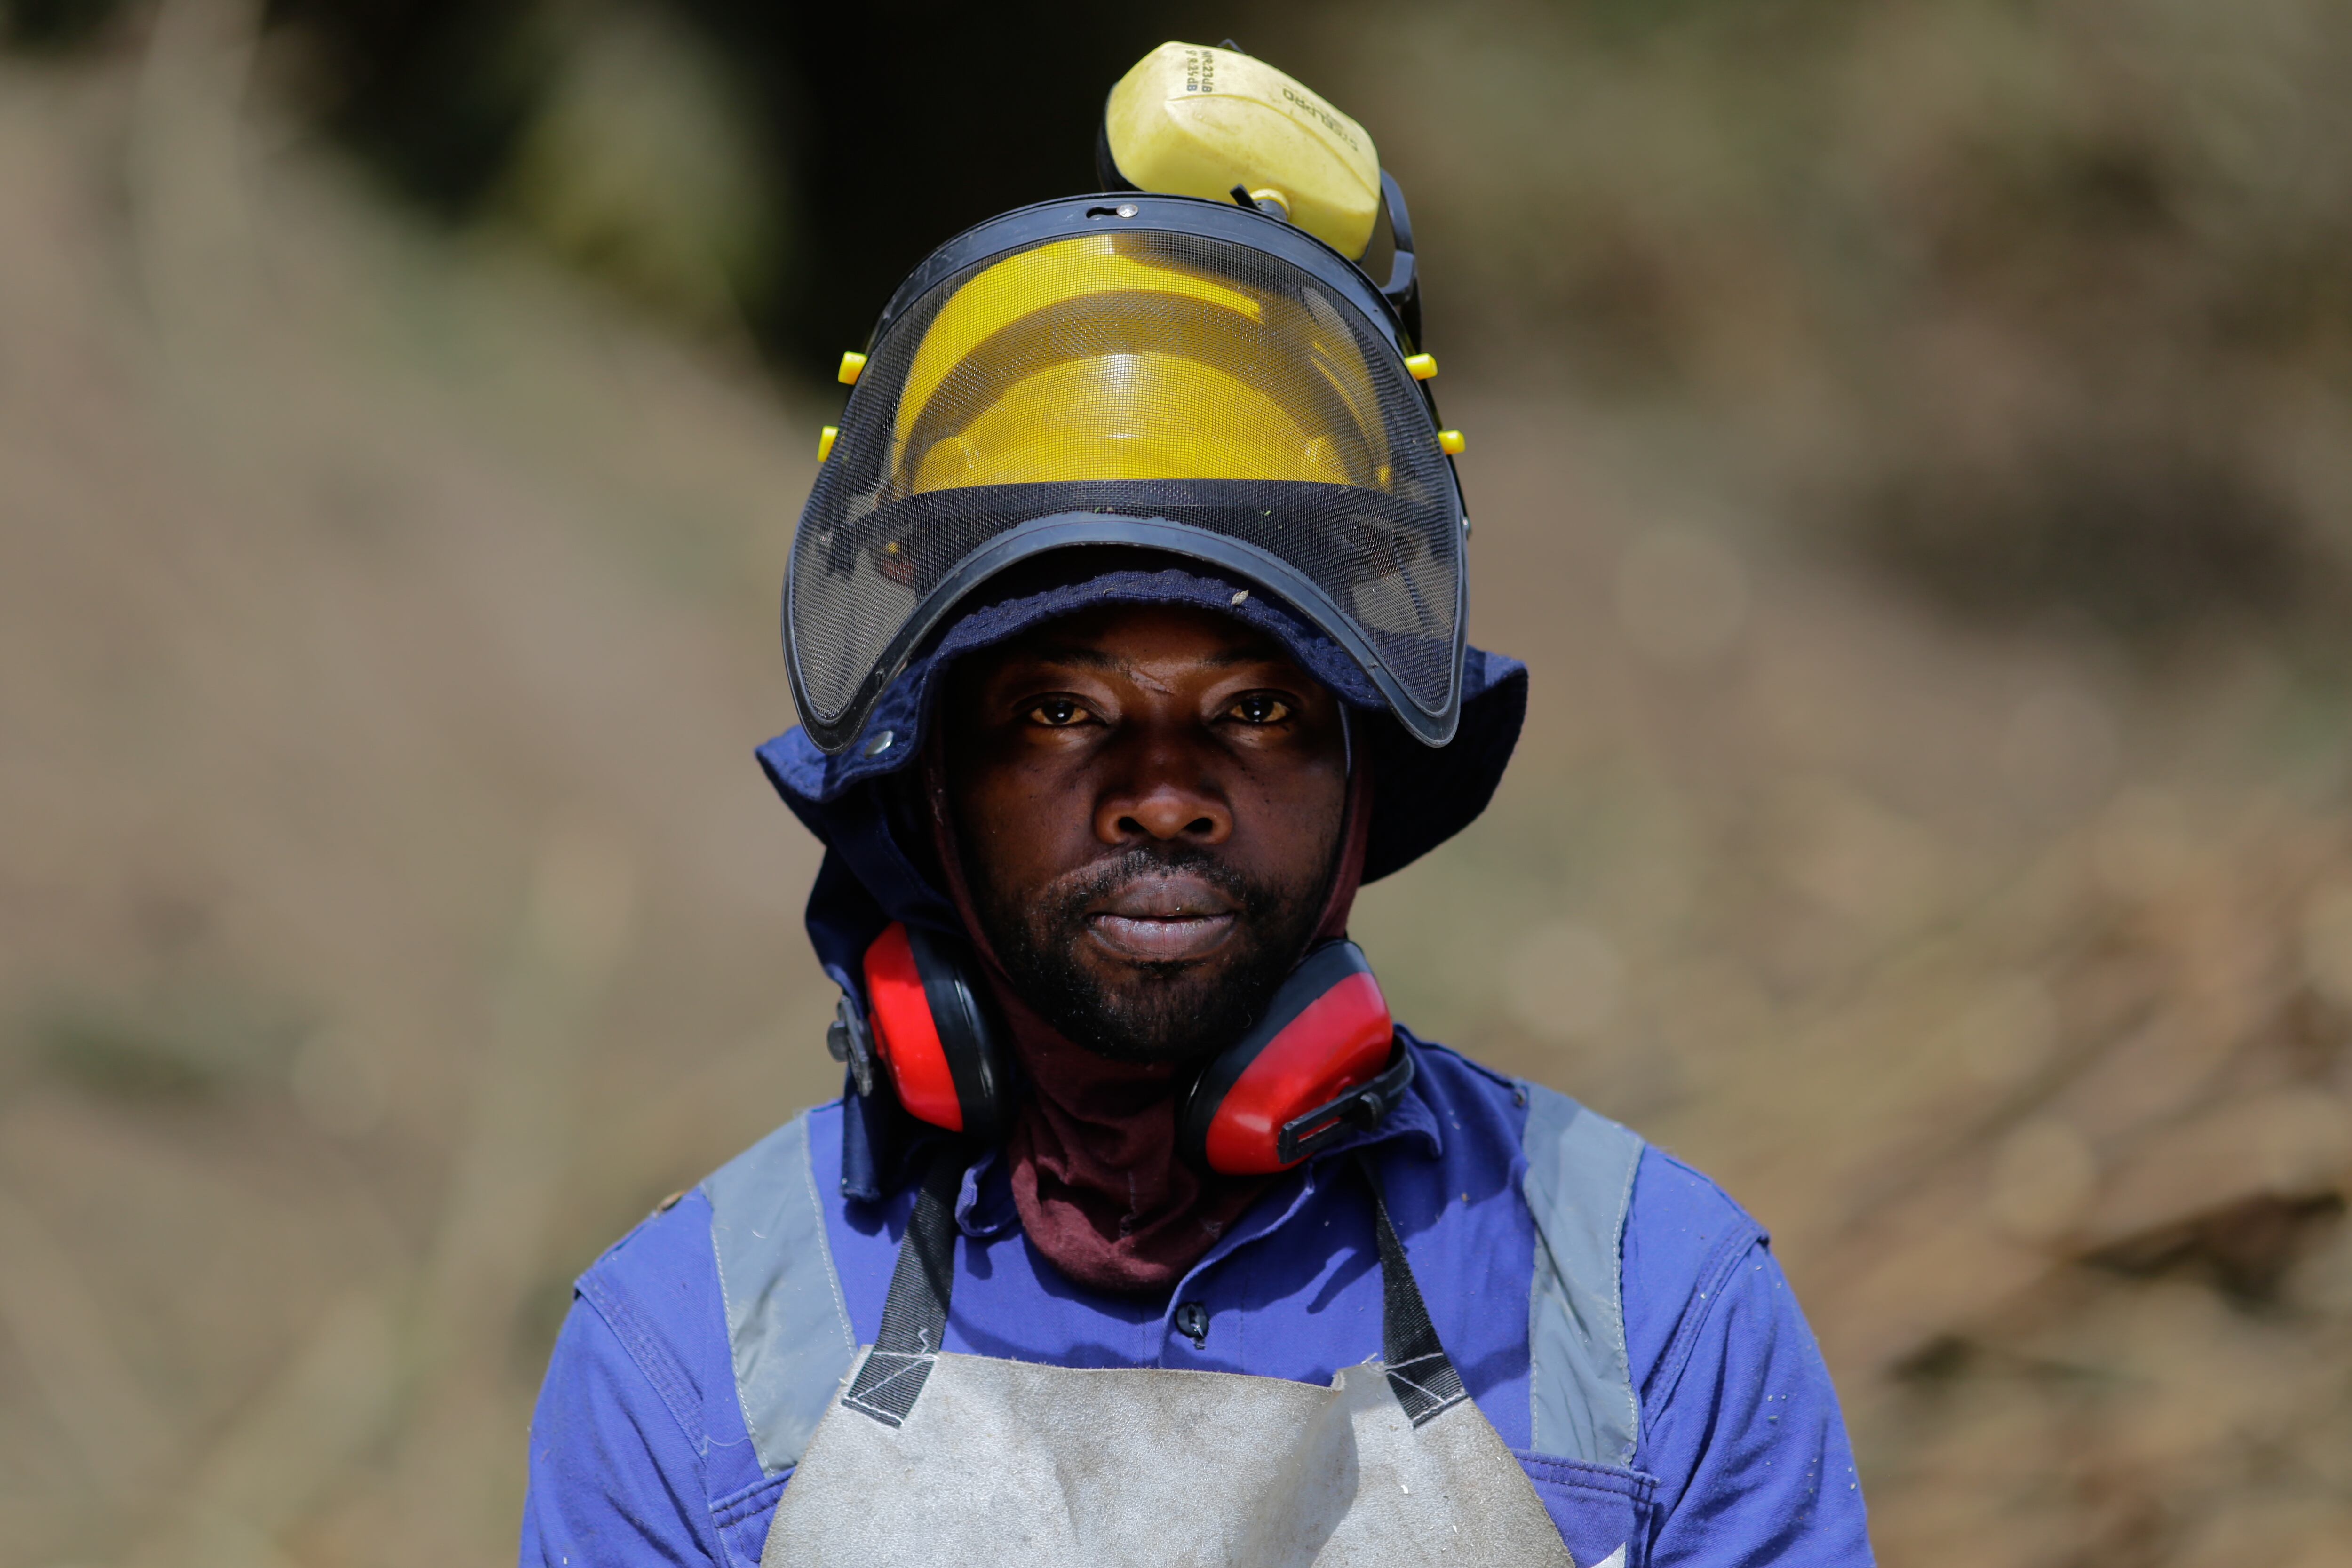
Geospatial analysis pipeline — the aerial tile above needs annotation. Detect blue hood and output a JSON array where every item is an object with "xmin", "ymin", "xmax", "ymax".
[{"xmin": 755, "ymin": 565, "xmax": 1525, "ymax": 1196}]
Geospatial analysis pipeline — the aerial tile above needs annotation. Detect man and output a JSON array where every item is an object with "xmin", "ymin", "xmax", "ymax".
[{"xmin": 522, "ymin": 170, "xmax": 1873, "ymax": 1566}]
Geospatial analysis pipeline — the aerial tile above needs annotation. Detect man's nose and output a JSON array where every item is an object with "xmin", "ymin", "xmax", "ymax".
[{"xmin": 1096, "ymin": 745, "xmax": 1232, "ymax": 844}]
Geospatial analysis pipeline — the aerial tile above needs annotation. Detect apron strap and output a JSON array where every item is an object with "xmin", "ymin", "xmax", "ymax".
[
  {"xmin": 842, "ymin": 1144, "xmax": 1470, "ymax": 1431},
  {"xmin": 842, "ymin": 1143, "xmax": 962, "ymax": 1426},
  {"xmin": 1357, "ymin": 1153, "xmax": 1471, "ymax": 1426}
]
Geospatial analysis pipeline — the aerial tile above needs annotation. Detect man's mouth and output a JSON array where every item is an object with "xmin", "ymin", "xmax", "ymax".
[{"xmin": 1085, "ymin": 873, "xmax": 1239, "ymax": 963}]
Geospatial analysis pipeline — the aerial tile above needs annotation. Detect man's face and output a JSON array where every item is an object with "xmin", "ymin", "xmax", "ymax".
[{"xmin": 944, "ymin": 603, "xmax": 1350, "ymax": 1065}]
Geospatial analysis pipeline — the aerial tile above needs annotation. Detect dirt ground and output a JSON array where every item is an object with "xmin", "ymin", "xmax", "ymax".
[{"xmin": 7, "ymin": 42, "xmax": 2352, "ymax": 1568}]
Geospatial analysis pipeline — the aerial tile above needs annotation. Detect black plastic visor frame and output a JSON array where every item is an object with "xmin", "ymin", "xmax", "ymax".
[{"xmin": 785, "ymin": 515, "xmax": 1468, "ymax": 754}]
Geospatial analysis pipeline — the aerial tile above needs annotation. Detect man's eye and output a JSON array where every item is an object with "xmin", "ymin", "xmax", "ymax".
[
  {"xmin": 1026, "ymin": 697, "xmax": 1087, "ymax": 727},
  {"xmin": 1226, "ymin": 692, "xmax": 1293, "ymax": 725}
]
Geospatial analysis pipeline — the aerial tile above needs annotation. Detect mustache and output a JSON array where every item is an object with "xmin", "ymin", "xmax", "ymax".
[
  {"xmin": 969, "ymin": 840, "xmax": 1337, "ymax": 1064},
  {"xmin": 1037, "ymin": 844, "xmax": 1270, "ymax": 918}
]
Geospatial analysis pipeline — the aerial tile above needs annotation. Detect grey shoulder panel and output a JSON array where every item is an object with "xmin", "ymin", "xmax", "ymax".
[
  {"xmin": 1519, "ymin": 1082, "xmax": 1644, "ymax": 1467},
  {"xmin": 704, "ymin": 1111, "xmax": 860, "ymax": 1475}
]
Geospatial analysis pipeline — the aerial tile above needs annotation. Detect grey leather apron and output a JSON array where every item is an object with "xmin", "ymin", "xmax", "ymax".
[{"xmin": 761, "ymin": 1151, "xmax": 1578, "ymax": 1567}]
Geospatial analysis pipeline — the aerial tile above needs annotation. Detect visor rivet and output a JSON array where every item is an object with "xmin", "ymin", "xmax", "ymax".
[
  {"xmin": 863, "ymin": 729, "xmax": 895, "ymax": 757},
  {"xmin": 1115, "ymin": 203, "xmax": 1139, "ymax": 218}
]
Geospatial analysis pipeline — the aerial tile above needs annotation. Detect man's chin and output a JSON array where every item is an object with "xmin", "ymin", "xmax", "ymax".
[
  {"xmin": 984, "ymin": 895, "xmax": 1323, "ymax": 1067},
  {"xmin": 1077, "ymin": 963, "xmax": 1242, "ymax": 1062},
  {"xmin": 1057, "ymin": 956, "xmax": 1266, "ymax": 1064}
]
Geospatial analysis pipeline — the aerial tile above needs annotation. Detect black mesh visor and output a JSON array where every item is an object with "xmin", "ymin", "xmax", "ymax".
[{"xmin": 785, "ymin": 224, "xmax": 1466, "ymax": 752}]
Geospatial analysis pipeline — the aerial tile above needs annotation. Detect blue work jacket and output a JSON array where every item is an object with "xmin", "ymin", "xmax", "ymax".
[
  {"xmin": 521, "ymin": 1036, "xmax": 1873, "ymax": 1566},
  {"xmin": 522, "ymin": 581, "xmax": 1871, "ymax": 1564}
]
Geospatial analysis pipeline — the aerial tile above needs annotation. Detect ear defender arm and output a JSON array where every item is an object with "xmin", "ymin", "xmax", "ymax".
[
  {"xmin": 826, "ymin": 991, "xmax": 879, "ymax": 1098},
  {"xmin": 1275, "ymin": 1045, "xmax": 1414, "ymax": 1166},
  {"xmin": 1377, "ymin": 170, "xmax": 1422, "ymax": 350}
]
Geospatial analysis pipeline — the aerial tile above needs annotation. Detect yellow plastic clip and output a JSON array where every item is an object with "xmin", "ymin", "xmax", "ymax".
[
  {"xmin": 1405, "ymin": 353, "xmax": 1438, "ymax": 381},
  {"xmin": 837, "ymin": 351, "xmax": 867, "ymax": 386},
  {"xmin": 1437, "ymin": 428, "xmax": 1467, "ymax": 455},
  {"xmin": 818, "ymin": 425, "xmax": 839, "ymax": 462}
]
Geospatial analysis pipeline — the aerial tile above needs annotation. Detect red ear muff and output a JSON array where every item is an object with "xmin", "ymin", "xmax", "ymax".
[
  {"xmin": 861, "ymin": 925, "xmax": 1405, "ymax": 1172},
  {"xmin": 861, "ymin": 922, "xmax": 1014, "ymax": 1142},
  {"xmin": 1178, "ymin": 940, "xmax": 1411, "ymax": 1175}
]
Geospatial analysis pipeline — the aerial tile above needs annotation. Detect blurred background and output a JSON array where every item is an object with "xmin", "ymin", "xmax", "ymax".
[{"xmin": 6, "ymin": 0, "xmax": 2352, "ymax": 1562}]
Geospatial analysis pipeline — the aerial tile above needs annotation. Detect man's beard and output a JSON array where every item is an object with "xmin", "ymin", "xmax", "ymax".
[{"xmin": 970, "ymin": 843, "xmax": 1333, "ymax": 1065}]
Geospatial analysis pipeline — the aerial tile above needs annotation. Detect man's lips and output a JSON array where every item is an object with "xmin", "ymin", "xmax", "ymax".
[{"xmin": 1085, "ymin": 874, "xmax": 1238, "ymax": 963}]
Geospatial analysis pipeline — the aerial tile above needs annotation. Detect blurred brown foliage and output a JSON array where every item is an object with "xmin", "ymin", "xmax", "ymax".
[
  {"xmin": 7, "ymin": 3, "xmax": 2352, "ymax": 1566},
  {"xmin": 1289, "ymin": 0, "xmax": 2352, "ymax": 649}
]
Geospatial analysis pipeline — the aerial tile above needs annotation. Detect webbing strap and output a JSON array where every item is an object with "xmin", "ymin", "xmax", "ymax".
[
  {"xmin": 1358, "ymin": 1153, "xmax": 1470, "ymax": 1426},
  {"xmin": 846, "ymin": 1144, "xmax": 1467, "ymax": 1429},
  {"xmin": 842, "ymin": 1145, "xmax": 962, "ymax": 1426}
]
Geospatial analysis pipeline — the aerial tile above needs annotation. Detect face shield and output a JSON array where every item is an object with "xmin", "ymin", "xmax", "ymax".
[{"xmin": 783, "ymin": 194, "xmax": 1468, "ymax": 754}]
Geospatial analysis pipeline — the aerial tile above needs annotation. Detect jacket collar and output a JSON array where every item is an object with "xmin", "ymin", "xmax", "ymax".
[{"xmin": 947, "ymin": 1034, "xmax": 1448, "ymax": 1241}]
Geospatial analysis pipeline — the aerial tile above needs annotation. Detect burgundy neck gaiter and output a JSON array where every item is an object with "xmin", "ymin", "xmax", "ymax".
[{"xmin": 928, "ymin": 757, "xmax": 1373, "ymax": 1296}]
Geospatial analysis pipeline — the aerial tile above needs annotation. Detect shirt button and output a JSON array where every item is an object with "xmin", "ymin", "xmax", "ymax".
[{"xmin": 1173, "ymin": 1300, "xmax": 1209, "ymax": 1346}]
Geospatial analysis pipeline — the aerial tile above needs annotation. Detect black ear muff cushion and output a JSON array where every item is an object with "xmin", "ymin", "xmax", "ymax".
[{"xmin": 1180, "ymin": 941, "xmax": 1395, "ymax": 1174}]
